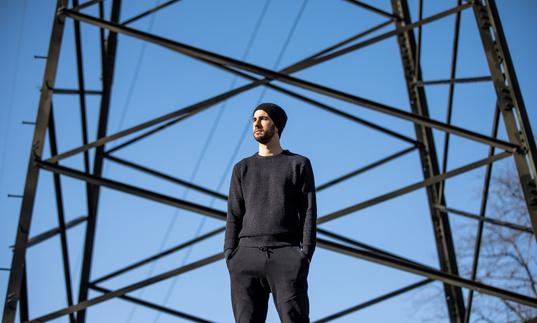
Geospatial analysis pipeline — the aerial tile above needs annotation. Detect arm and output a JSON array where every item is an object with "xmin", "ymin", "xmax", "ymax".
[
  {"xmin": 224, "ymin": 163, "xmax": 244, "ymax": 258},
  {"xmin": 300, "ymin": 158, "xmax": 317, "ymax": 260}
]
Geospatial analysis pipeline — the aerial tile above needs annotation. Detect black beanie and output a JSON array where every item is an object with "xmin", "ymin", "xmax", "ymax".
[{"xmin": 253, "ymin": 102, "xmax": 288, "ymax": 137}]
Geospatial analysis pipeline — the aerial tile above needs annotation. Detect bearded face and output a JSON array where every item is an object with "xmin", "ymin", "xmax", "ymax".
[
  {"xmin": 254, "ymin": 122, "xmax": 276, "ymax": 144},
  {"xmin": 252, "ymin": 110, "xmax": 279, "ymax": 144}
]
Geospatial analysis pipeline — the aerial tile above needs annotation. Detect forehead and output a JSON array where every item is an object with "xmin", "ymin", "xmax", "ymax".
[{"xmin": 253, "ymin": 110, "xmax": 270, "ymax": 118}]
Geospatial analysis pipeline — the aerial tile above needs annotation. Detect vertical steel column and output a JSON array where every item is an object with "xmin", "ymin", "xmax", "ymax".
[
  {"xmin": 390, "ymin": 1, "xmax": 466, "ymax": 322},
  {"xmin": 48, "ymin": 105, "xmax": 76, "ymax": 323},
  {"xmin": 76, "ymin": 1, "xmax": 121, "ymax": 322},
  {"xmin": 472, "ymin": 0, "xmax": 537, "ymax": 238},
  {"xmin": 1, "ymin": 1, "xmax": 68, "ymax": 322},
  {"xmin": 18, "ymin": 267, "xmax": 28, "ymax": 322}
]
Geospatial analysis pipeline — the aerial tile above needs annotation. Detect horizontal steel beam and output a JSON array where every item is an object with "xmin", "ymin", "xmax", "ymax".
[
  {"xmin": 434, "ymin": 205, "xmax": 533, "ymax": 234},
  {"xmin": 314, "ymin": 279, "xmax": 432, "ymax": 322},
  {"xmin": 56, "ymin": 6, "xmax": 518, "ymax": 159},
  {"xmin": 52, "ymin": 88, "xmax": 102, "ymax": 95},
  {"xmin": 317, "ymin": 238, "xmax": 537, "ymax": 308},
  {"xmin": 71, "ymin": 0, "xmax": 103, "ymax": 11},
  {"xmin": 343, "ymin": 0, "xmax": 399, "ymax": 19},
  {"xmin": 414, "ymin": 76, "xmax": 492, "ymax": 87},
  {"xmin": 319, "ymin": 151, "xmax": 512, "ymax": 224},
  {"xmin": 121, "ymin": 0, "xmax": 182, "ymax": 25},
  {"xmin": 37, "ymin": 161, "xmax": 226, "ymax": 221},
  {"xmin": 24, "ymin": 216, "xmax": 87, "ymax": 248},
  {"xmin": 90, "ymin": 285, "xmax": 211, "ymax": 322},
  {"xmin": 104, "ymin": 154, "xmax": 227, "ymax": 200},
  {"xmin": 29, "ymin": 253, "xmax": 223, "ymax": 322},
  {"xmin": 92, "ymin": 226, "xmax": 225, "ymax": 284},
  {"xmin": 317, "ymin": 146, "xmax": 418, "ymax": 192},
  {"xmin": 46, "ymin": 82, "xmax": 255, "ymax": 164},
  {"xmin": 33, "ymin": 237, "xmax": 537, "ymax": 322},
  {"xmin": 318, "ymin": 228, "xmax": 432, "ymax": 270}
]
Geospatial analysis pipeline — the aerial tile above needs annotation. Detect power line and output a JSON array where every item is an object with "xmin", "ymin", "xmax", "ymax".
[
  {"xmin": 153, "ymin": 0, "xmax": 309, "ymax": 321},
  {"xmin": 0, "ymin": 0, "xmax": 27, "ymax": 197},
  {"xmin": 103, "ymin": 0, "xmax": 162, "ymax": 180},
  {"xmin": 122, "ymin": 1, "xmax": 273, "ymax": 322},
  {"xmin": 117, "ymin": 2, "xmax": 164, "ymax": 322}
]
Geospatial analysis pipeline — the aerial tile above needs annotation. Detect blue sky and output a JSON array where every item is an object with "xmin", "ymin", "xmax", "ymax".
[{"xmin": 1, "ymin": 1, "xmax": 536, "ymax": 322}]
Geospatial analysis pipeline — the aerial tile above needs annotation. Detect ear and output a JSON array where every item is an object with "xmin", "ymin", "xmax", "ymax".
[{"xmin": 275, "ymin": 127, "xmax": 281, "ymax": 140}]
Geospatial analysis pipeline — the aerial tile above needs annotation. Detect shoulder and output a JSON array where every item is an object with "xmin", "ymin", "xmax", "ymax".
[
  {"xmin": 233, "ymin": 154, "xmax": 254, "ymax": 172},
  {"xmin": 285, "ymin": 150, "xmax": 313, "ymax": 170},
  {"xmin": 286, "ymin": 150, "xmax": 311, "ymax": 163}
]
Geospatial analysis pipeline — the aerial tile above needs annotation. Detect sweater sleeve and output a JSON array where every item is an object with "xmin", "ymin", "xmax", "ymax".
[
  {"xmin": 224, "ymin": 163, "xmax": 244, "ymax": 251},
  {"xmin": 300, "ymin": 158, "xmax": 317, "ymax": 258}
]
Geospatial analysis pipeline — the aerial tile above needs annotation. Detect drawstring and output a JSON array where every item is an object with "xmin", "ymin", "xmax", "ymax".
[{"xmin": 258, "ymin": 247, "xmax": 274, "ymax": 258}]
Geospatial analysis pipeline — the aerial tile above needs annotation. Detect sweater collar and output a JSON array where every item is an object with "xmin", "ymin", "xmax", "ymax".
[{"xmin": 254, "ymin": 149, "xmax": 289, "ymax": 159}]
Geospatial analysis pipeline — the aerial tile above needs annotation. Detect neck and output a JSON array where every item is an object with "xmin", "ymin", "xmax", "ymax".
[{"xmin": 258, "ymin": 137, "xmax": 283, "ymax": 156}]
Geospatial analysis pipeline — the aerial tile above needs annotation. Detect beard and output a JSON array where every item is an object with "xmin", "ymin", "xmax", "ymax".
[{"xmin": 253, "ymin": 124, "xmax": 276, "ymax": 144}]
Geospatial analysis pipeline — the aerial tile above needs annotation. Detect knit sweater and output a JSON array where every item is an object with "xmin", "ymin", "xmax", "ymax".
[{"xmin": 224, "ymin": 149, "xmax": 317, "ymax": 257}]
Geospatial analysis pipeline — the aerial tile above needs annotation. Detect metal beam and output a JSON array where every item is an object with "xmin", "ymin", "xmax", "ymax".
[
  {"xmin": 25, "ymin": 216, "xmax": 88, "ymax": 247},
  {"xmin": 91, "ymin": 226, "xmax": 225, "ymax": 284},
  {"xmin": 2, "ymin": 1, "xmax": 68, "ymax": 321},
  {"xmin": 434, "ymin": 205, "xmax": 532, "ymax": 234},
  {"xmin": 19, "ymin": 267, "xmax": 28, "ymax": 323},
  {"xmin": 317, "ymin": 146, "xmax": 418, "ymax": 192},
  {"xmin": 37, "ymin": 160, "xmax": 226, "ymax": 221},
  {"xmin": 318, "ymin": 228, "xmax": 432, "ymax": 269},
  {"xmin": 103, "ymin": 26, "xmax": 421, "ymax": 154},
  {"xmin": 343, "ymin": 0, "xmax": 399, "ymax": 19},
  {"xmin": 121, "ymin": 0, "xmax": 182, "ymax": 26},
  {"xmin": 414, "ymin": 76, "xmax": 492, "ymax": 87},
  {"xmin": 51, "ymin": 88, "xmax": 102, "ymax": 95},
  {"xmin": 463, "ymin": 103, "xmax": 501, "ymax": 323},
  {"xmin": 30, "ymin": 253, "xmax": 223, "ymax": 322},
  {"xmin": 90, "ymin": 285, "xmax": 212, "ymax": 322},
  {"xmin": 390, "ymin": 1, "xmax": 466, "ymax": 320},
  {"xmin": 76, "ymin": 1, "xmax": 121, "ymax": 321},
  {"xmin": 314, "ymin": 279, "xmax": 432, "ymax": 322},
  {"xmin": 104, "ymin": 154, "xmax": 227, "ymax": 201},
  {"xmin": 317, "ymin": 238, "xmax": 537, "ymax": 308},
  {"xmin": 319, "ymin": 151, "xmax": 512, "ymax": 224},
  {"xmin": 48, "ymin": 105, "xmax": 76, "ymax": 323},
  {"xmin": 52, "ymin": 5, "xmax": 519, "ymax": 165},
  {"xmin": 473, "ymin": 0, "xmax": 537, "ymax": 238},
  {"xmin": 71, "ymin": 0, "xmax": 102, "ymax": 11}
]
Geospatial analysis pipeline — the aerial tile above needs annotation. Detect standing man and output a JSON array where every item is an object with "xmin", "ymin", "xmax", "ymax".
[{"xmin": 224, "ymin": 102, "xmax": 317, "ymax": 323}]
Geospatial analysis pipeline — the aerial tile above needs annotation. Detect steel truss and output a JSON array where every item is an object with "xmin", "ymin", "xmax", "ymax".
[{"xmin": 3, "ymin": 0, "xmax": 537, "ymax": 322}]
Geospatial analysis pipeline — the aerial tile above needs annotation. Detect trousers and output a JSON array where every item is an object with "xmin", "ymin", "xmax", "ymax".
[{"xmin": 226, "ymin": 245, "xmax": 310, "ymax": 323}]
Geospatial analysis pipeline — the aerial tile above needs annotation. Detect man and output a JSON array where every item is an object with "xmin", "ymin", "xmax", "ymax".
[{"xmin": 224, "ymin": 102, "xmax": 317, "ymax": 323}]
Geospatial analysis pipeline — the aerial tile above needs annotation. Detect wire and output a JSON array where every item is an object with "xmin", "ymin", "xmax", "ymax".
[
  {"xmin": 103, "ymin": 0, "xmax": 162, "ymax": 180},
  {"xmin": 0, "ymin": 0, "xmax": 27, "ymax": 197},
  {"xmin": 148, "ymin": 1, "xmax": 278, "ymax": 321},
  {"xmin": 122, "ymin": 1, "xmax": 272, "ymax": 321},
  {"xmin": 152, "ymin": 1, "xmax": 309, "ymax": 321},
  {"xmin": 120, "ymin": 1, "xmax": 165, "ymax": 322}
]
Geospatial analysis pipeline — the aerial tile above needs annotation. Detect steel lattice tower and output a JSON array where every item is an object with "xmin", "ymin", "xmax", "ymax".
[{"xmin": 3, "ymin": 0, "xmax": 537, "ymax": 322}]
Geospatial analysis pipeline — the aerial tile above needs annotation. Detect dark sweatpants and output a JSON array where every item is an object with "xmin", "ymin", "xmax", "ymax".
[{"xmin": 226, "ymin": 245, "xmax": 310, "ymax": 323}]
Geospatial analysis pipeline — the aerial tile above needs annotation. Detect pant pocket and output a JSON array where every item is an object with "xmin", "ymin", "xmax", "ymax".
[
  {"xmin": 291, "ymin": 246, "xmax": 310, "ymax": 264},
  {"xmin": 226, "ymin": 247, "xmax": 240, "ymax": 265}
]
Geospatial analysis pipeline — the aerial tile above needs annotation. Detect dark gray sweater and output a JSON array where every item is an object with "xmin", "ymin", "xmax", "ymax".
[{"xmin": 224, "ymin": 149, "xmax": 317, "ymax": 257}]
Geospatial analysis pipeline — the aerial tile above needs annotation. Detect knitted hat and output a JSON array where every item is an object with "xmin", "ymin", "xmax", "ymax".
[{"xmin": 253, "ymin": 102, "xmax": 288, "ymax": 137}]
